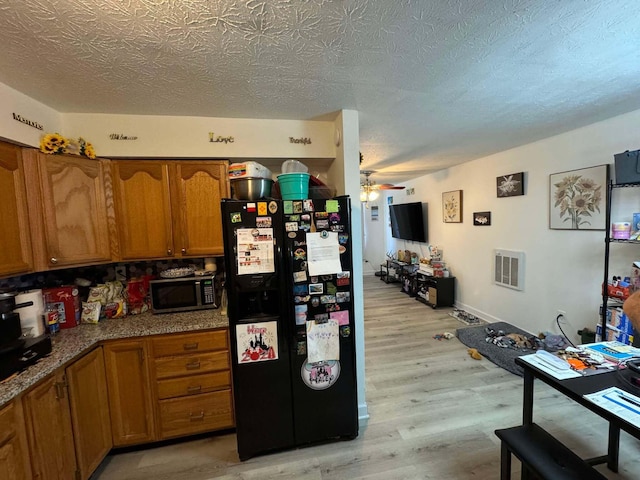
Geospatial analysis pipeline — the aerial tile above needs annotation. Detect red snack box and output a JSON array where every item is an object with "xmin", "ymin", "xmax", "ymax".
[{"xmin": 43, "ymin": 286, "xmax": 81, "ymax": 329}]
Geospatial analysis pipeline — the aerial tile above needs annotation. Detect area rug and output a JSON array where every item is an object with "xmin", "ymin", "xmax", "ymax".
[{"xmin": 455, "ymin": 321, "xmax": 537, "ymax": 377}]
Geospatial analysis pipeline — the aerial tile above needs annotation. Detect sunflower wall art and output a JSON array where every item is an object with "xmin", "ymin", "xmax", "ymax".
[
  {"xmin": 39, "ymin": 133, "xmax": 96, "ymax": 159},
  {"xmin": 549, "ymin": 165, "xmax": 608, "ymax": 230}
]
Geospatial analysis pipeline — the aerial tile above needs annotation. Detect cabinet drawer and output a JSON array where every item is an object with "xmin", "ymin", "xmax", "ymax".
[
  {"xmin": 154, "ymin": 350, "xmax": 229, "ymax": 379},
  {"xmin": 151, "ymin": 330, "xmax": 227, "ymax": 357},
  {"xmin": 158, "ymin": 390, "xmax": 234, "ymax": 439},
  {"xmin": 156, "ymin": 371, "xmax": 231, "ymax": 400}
]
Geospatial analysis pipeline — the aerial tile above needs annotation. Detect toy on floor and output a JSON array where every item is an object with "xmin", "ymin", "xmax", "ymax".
[
  {"xmin": 433, "ymin": 332, "xmax": 454, "ymax": 340},
  {"xmin": 468, "ymin": 348, "xmax": 482, "ymax": 360},
  {"xmin": 485, "ymin": 327, "xmax": 541, "ymax": 350}
]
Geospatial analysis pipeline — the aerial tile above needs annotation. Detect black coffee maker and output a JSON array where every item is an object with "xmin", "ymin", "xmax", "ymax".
[
  {"xmin": 0, "ymin": 291, "xmax": 27, "ymax": 344},
  {"xmin": 0, "ymin": 291, "xmax": 33, "ymax": 380},
  {"xmin": 0, "ymin": 290, "xmax": 53, "ymax": 381}
]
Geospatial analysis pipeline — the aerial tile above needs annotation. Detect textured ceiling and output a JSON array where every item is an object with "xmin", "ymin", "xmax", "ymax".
[{"xmin": 1, "ymin": 0, "xmax": 640, "ymax": 184}]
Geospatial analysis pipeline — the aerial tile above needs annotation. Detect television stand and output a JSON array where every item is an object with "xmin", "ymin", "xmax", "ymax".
[{"xmin": 415, "ymin": 272, "xmax": 455, "ymax": 308}]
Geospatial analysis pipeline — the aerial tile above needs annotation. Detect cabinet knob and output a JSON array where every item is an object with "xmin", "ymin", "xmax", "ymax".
[
  {"xmin": 181, "ymin": 248, "xmax": 187, "ymax": 254},
  {"xmin": 50, "ymin": 257, "xmax": 58, "ymax": 264},
  {"xmin": 187, "ymin": 385, "xmax": 202, "ymax": 394},
  {"xmin": 55, "ymin": 382, "xmax": 65, "ymax": 400},
  {"xmin": 183, "ymin": 342, "xmax": 199, "ymax": 351},
  {"xmin": 167, "ymin": 248, "xmax": 173, "ymax": 255},
  {"xmin": 189, "ymin": 411, "xmax": 205, "ymax": 422},
  {"xmin": 186, "ymin": 361, "xmax": 201, "ymax": 370}
]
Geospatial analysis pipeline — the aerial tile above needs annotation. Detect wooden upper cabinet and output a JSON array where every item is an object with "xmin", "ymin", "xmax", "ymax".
[
  {"xmin": 171, "ymin": 161, "xmax": 228, "ymax": 256},
  {"xmin": 22, "ymin": 150, "xmax": 112, "ymax": 270},
  {"xmin": 112, "ymin": 160, "xmax": 174, "ymax": 260},
  {"xmin": 112, "ymin": 160, "xmax": 228, "ymax": 260},
  {"xmin": 0, "ymin": 142, "xmax": 32, "ymax": 277}
]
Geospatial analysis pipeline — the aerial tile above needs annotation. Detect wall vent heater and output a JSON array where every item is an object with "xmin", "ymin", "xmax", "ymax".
[{"xmin": 494, "ymin": 249, "xmax": 524, "ymax": 291}]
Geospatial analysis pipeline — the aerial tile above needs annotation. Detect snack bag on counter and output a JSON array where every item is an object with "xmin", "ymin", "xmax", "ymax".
[
  {"xmin": 87, "ymin": 284, "xmax": 109, "ymax": 305},
  {"xmin": 126, "ymin": 277, "xmax": 151, "ymax": 315},
  {"xmin": 81, "ymin": 285, "xmax": 106, "ymax": 323},
  {"xmin": 104, "ymin": 281, "xmax": 127, "ymax": 319},
  {"xmin": 84, "ymin": 281, "xmax": 127, "ymax": 320},
  {"xmin": 81, "ymin": 302, "xmax": 101, "ymax": 324}
]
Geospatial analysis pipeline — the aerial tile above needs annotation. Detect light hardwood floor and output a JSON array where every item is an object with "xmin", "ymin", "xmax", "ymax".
[{"xmin": 94, "ymin": 276, "xmax": 640, "ymax": 479}]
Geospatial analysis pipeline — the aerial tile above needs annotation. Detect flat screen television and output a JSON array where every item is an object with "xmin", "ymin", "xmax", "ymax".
[{"xmin": 389, "ymin": 202, "xmax": 427, "ymax": 243}]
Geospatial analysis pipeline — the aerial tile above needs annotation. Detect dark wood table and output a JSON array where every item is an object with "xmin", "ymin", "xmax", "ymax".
[{"xmin": 515, "ymin": 356, "xmax": 640, "ymax": 472}]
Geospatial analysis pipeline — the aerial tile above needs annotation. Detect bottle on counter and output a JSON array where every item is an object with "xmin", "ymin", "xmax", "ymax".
[{"xmin": 45, "ymin": 304, "xmax": 59, "ymax": 337}]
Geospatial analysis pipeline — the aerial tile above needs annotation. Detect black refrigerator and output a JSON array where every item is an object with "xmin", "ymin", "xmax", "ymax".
[{"xmin": 221, "ymin": 197, "xmax": 358, "ymax": 460}]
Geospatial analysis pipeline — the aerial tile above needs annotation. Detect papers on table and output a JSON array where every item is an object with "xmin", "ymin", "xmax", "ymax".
[
  {"xmin": 519, "ymin": 353, "xmax": 582, "ymax": 379},
  {"xmin": 584, "ymin": 387, "xmax": 640, "ymax": 427},
  {"xmin": 581, "ymin": 341, "xmax": 640, "ymax": 363}
]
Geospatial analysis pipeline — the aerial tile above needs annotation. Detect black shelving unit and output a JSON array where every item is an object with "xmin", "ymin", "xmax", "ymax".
[
  {"xmin": 380, "ymin": 260, "xmax": 401, "ymax": 284},
  {"xmin": 415, "ymin": 272, "xmax": 455, "ymax": 308},
  {"xmin": 400, "ymin": 265, "xmax": 418, "ymax": 296},
  {"xmin": 601, "ymin": 180, "xmax": 640, "ymax": 343}
]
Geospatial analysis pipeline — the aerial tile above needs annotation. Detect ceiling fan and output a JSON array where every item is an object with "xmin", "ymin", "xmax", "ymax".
[{"xmin": 360, "ymin": 170, "xmax": 405, "ymax": 203}]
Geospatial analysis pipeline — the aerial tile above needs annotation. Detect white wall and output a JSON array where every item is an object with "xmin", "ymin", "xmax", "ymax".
[
  {"xmin": 334, "ymin": 110, "xmax": 369, "ymax": 421},
  {"xmin": 0, "ymin": 82, "xmax": 61, "ymax": 146},
  {"xmin": 365, "ymin": 108, "xmax": 640, "ymax": 342},
  {"xmin": 62, "ymin": 113, "xmax": 335, "ymax": 161},
  {"xmin": 361, "ymin": 199, "xmax": 388, "ymax": 275}
]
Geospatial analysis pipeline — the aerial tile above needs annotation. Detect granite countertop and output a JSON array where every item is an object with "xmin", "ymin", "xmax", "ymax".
[{"xmin": 0, "ymin": 309, "xmax": 229, "ymax": 408}]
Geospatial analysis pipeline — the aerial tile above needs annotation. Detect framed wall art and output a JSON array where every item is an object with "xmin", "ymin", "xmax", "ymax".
[
  {"xmin": 442, "ymin": 190, "xmax": 462, "ymax": 223},
  {"xmin": 497, "ymin": 172, "xmax": 524, "ymax": 197},
  {"xmin": 549, "ymin": 164, "xmax": 608, "ymax": 230},
  {"xmin": 473, "ymin": 212, "xmax": 491, "ymax": 226}
]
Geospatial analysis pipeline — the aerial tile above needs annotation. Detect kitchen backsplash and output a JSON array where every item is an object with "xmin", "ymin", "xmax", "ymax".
[{"xmin": 0, "ymin": 257, "xmax": 223, "ymax": 299}]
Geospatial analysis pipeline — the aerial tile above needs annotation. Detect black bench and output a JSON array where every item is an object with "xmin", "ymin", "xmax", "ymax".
[{"xmin": 494, "ymin": 423, "xmax": 607, "ymax": 480}]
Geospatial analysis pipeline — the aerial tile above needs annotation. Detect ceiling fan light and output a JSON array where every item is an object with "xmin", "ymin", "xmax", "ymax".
[
  {"xmin": 368, "ymin": 190, "xmax": 379, "ymax": 201},
  {"xmin": 360, "ymin": 190, "xmax": 368, "ymax": 202}
]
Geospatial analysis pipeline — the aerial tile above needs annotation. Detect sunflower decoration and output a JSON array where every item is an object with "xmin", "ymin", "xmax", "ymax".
[
  {"xmin": 40, "ymin": 133, "xmax": 69, "ymax": 155},
  {"xmin": 79, "ymin": 137, "xmax": 96, "ymax": 159},
  {"xmin": 39, "ymin": 133, "xmax": 96, "ymax": 159}
]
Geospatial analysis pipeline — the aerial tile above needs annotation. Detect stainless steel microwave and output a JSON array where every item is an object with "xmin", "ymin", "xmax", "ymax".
[{"xmin": 149, "ymin": 275, "xmax": 217, "ymax": 314}]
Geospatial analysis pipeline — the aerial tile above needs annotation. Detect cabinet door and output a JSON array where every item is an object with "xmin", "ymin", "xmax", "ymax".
[
  {"xmin": 23, "ymin": 150, "xmax": 111, "ymax": 269},
  {"xmin": 0, "ymin": 142, "xmax": 32, "ymax": 276},
  {"xmin": 22, "ymin": 372, "xmax": 76, "ymax": 480},
  {"xmin": 66, "ymin": 347, "xmax": 112, "ymax": 480},
  {"xmin": 0, "ymin": 400, "xmax": 32, "ymax": 480},
  {"xmin": 103, "ymin": 339, "xmax": 156, "ymax": 446},
  {"xmin": 112, "ymin": 160, "xmax": 174, "ymax": 260},
  {"xmin": 171, "ymin": 161, "xmax": 228, "ymax": 256}
]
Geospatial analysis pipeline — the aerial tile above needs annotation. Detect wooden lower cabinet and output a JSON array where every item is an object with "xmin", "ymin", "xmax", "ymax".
[
  {"xmin": 3, "ymin": 329, "xmax": 233, "ymax": 479},
  {"xmin": 66, "ymin": 347, "xmax": 112, "ymax": 480},
  {"xmin": 22, "ymin": 371, "xmax": 76, "ymax": 480},
  {"xmin": 0, "ymin": 400, "xmax": 32, "ymax": 480},
  {"xmin": 150, "ymin": 329, "xmax": 234, "ymax": 440},
  {"xmin": 158, "ymin": 390, "xmax": 233, "ymax": 439},
  {"xmin": 103, "ymin": 339, "xmax": 156, "ymax": 446}
]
